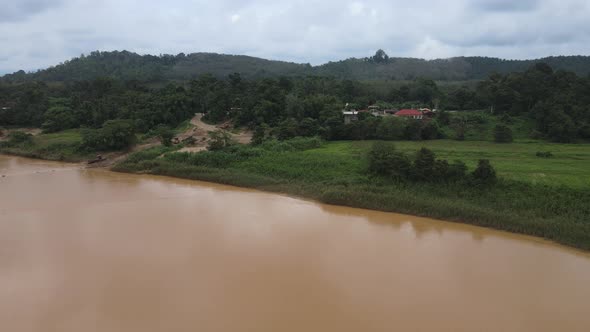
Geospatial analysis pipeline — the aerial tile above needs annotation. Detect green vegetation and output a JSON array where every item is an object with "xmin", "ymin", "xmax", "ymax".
[
  {"xmin": 2, "ymin": 50, "xmax": 590, "ymax": 83},
  {"xmin": 114, "ymin": 138, "xmax": 590, "ymax": 251},
  {"xmin": 0, "ymin": 129, "xmax": 93, "ymax": 161},
  {"xmin": 355, "ymin": 140, "xmax": 590, "ymax": 189},
  {"xmin": 2, "ymin": 54, "xmax": 589, "ymax": 251},
  {"xmin": 2, "ymin": 62, "xmax": 589, "ymax": 145},
  {"xmin": 81, "ymin": 119, "xmax": 136, "ymax": 151}
]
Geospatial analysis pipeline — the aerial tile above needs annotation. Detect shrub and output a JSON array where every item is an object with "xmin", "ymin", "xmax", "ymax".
[
  {"xmin": 494, "ymin": 124, "xmax": 513, "ymax": 143},
  {"xmin": 432, "ymin": 159, "xmax": 450, "ymax": 180},
  {"xmin": 368, "ymin": 142, "xmax": 411, "ymax": 179},
  {"xmin": 447, "ymin": 160, "xmax": 468, "ymax": 180},
  {"xmin": 81, "ymin": 119, "xmax": 136, "ymax": 151},
  {"xmin": 411, "ymin": 148, "xmax": 436, "ymax": 181},
  {"xmin": 251, "ymin": 124, "xmax": 268, "ymax": 145},
  {"xmin": 207, "ymin": 130, "xmax": 235, "ymax": 151},
  {"xmin": 472, "ymin": 159, "xmax": 497, "ymax": 185},
  {"xmin": 7, "ymin": 131, "xmax": 33, "ymax": 145},
  {"xmin": 154, "ymin": 125, "xmax": 174, "ymax": 146},
  {"xmin": 536, "ymin": 151, "xmax": 554, "ymax": 158},
  {"xmin": 421, "ymin": 121, "xmax": 441, "ymax": 140},
  {"xmin": 259, "ymin": 137, "xmax": 323, "ymax": 152}
]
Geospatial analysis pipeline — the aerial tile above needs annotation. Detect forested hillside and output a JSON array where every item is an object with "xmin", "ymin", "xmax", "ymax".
[
  {"xmin": 2, "ymin": 50, "xmax": 590, "ymax": 83},
  {"xmin": 2, "ymin": 63, "xmax": 589, "ymax": 144}
]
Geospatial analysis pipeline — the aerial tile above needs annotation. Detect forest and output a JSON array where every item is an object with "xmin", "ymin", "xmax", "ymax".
[
  {"xmin": 1, "ymin": 62, "xmax": 589, "ymax": 147},
  {"xmin": 2, "ymin": 50, "xmax": 590, "ymax": 83}
]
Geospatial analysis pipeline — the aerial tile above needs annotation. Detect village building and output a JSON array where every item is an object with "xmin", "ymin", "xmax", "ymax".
[
  {"xmin": 368, "ymin": 105, "xmax": 385, "ymax": 117},
  {"xmin": 394, "ymin": 109, "xmax": 424, "ymax": 119},
  {"xmin": 342, "ymin": 110, "xmax": 359, "ymax": 124}
]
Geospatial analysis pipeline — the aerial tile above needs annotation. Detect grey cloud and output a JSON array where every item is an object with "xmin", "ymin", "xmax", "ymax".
[
  {"xmin": 0, "ymin": 0, "xmax": 63, "ymax": 22},
  {"xmin": 471, "ymin": 0, "xmax": 540, "ymax": 12},
  {"xmin": 0, "ymin": 0, "xmax": 589, "ymax": 74}
]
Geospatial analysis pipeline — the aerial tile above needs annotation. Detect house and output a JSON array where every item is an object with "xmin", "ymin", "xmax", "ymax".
[
  {"xmin": 394, "ymin": 109, "xmax": 423, "ymax": 120},
  {"xmin": 368, "ymin": 105, "xmax": 384, "ymax": 116},
  {"xmin": 342, "ymin": 110, "xmax": 359, "ymax": 124}
]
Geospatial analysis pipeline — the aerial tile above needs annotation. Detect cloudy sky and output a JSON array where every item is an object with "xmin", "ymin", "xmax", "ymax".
[{"xmin": 1, "ymin": 0, "xmax": 590, "ymax": 74}]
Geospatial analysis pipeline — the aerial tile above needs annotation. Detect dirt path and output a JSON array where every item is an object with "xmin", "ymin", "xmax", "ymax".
[{"xmin": 190, "ymin": 113, "xmax": 253, "ymax": 144}]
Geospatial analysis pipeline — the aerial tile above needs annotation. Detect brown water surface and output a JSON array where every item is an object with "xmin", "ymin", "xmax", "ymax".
[{"xmin": 1, "ymin": 155, "xmax": 589, "ymax": 332}]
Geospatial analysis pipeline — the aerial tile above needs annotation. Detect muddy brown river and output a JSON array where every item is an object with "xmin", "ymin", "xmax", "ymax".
[{"xmin": 1, "ymin": 155, "xmax": 589, "ymax": 332}]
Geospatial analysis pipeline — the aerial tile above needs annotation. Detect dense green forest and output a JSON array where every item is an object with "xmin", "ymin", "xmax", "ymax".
[
  {"xmin": 2, "ymin": 62, "xmax": 589, "ymax": 146},
  {"xmin": 2, "ymin": 50, "xmax": 590, "ymax": 83}
]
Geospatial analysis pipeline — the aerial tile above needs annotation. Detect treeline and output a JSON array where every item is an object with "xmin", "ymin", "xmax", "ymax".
[
  {"xmin": 478, "ymin": 63, "xmax": 590, "ymax": 142},
  {"xmin": 2, "ymin": 50, "xmax": 590, "ymax": 83},
  {"xmin": 368, "ymin": 142, "xmax": 496, "ymax": 186},
  {"xmin": 1, "ymin": 63, "xmax": 589, "ymax": 144}
]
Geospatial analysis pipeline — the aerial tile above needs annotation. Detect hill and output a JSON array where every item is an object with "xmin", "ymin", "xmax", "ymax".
[{"xmin": 2, "ymin": 50, "xmax": 590, "ymax": 82}]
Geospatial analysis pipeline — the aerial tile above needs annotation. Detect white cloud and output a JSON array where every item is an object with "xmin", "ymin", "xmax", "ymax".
[
  {"xmin": 230, "ymin": 14, "xmax": 240, "ymax": 23},
  {"xmin": 348, "ymin": 2, "xmax": 365, "ymax": 16}
]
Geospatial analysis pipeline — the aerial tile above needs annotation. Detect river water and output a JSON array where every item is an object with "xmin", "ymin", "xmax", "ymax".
[{"xmin": 1, "ymin": 155, "xmax": 589, "ymax": 332}]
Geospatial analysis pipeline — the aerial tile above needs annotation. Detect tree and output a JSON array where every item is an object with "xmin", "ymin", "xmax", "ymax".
[
  {"xmin": 448, "ymin": 160, "xmax": 468, "ymax": 181},
  {"xmin": 7, "ymin": 131, "xmax": 33, "ymax": 145},
  {"xmin": 41, "ymin": 105, "xmax": 77, "ymax": 133},
  {"xmin": 154, "ymin": 125, "xmax": 174, "ymax": 146},
  {"xmin": 277, "ymin": 118, "xmax": 299, "ymax": 140},
  {"xmin": 404, "ymin": 119, "xmax": 422, "ymax": 141},
  {"xmin": 371, "ymin": 49, "xmax": 389, "ymax": 64},
  {"xmin": 376, "ymin": 117, "xmax": 405, "ymax": 140},
  {"xmin": 494, "ymin": 124, "xmax": 513, "ymax": 143},
  {"xmin": 251, "ymin": 124, "xmax": 268, "ymax": 145},
  {"xmin": 421, "ymin": 121, "xmax": 441, "ymax": 140},
  {"xmin": 207, "ymin": 130, "xmax": 235, "ymax": 151},
  {"xmin": 367, "ymin": 142, "xmax": 411, "ymax": 179},
  {"xmin": 451, "ymin": 115, "xmax": 468, "ymax": 141},
  {"xmin": 411, "ymin": 148, "xmax": 436, "ymax": 181},
  {"xmin": 298, "ymin": 117, "xmax": 319, "ymax": 137},
  {"xmin": 81, "ymin": 119, "xmax": 136, "ymax": 151},
  {"xmin": 472, "ymin": 159, "xmax": 497, "ymax": 185}
]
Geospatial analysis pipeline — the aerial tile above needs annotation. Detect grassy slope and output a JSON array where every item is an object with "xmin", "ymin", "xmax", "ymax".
[{"xmin": 114, "ymin": 140, "xmax": 590, "ymax": 251}]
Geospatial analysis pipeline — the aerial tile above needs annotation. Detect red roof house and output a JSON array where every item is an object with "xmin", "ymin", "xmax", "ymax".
[{"xmin": 394, "ymin": 109, "xmax": 423, "ymax": 119}]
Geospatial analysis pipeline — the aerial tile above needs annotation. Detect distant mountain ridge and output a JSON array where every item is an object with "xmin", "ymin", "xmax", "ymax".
[{"xmin": 2, "ymin": 50, "xmax": 590, "ymax": 82}]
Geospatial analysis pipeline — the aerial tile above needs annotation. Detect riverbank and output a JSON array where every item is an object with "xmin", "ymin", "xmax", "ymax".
[
  {"xmin": 3, "ymin": 136, "xmax": 589, "ymax": 250},
  {"xmin": 111, "ymin": 140, "xmax": 590, "ymax": 251}
]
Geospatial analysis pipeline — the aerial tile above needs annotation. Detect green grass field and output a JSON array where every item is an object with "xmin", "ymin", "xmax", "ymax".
[{"xmin": 343, "ymin": 140, "xmax": 590, "ymax": 189}]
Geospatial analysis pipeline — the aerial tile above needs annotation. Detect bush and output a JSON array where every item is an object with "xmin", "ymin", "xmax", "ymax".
[
  {"xmin": 368, "ymin": 142, "xmax": 411, "ymax": 178},
  {"xmin": 251, "ymin": 124, "xmax": 268, "ymax": 145},
  {"xmin": 259, "ymin": 137, "xmax": 323, "ymax": 152},
  {"xmin": 421, "ymin": 121, "xmax": 441, "ymax": 140},
  {"xmin": 7, "ymin": 131, "xmax": 33, "ymax": 145},
  {"xmin": 494, "ymin": 124, "xmax": 513, "ymax": 143},
  {"xmin": 536, "ymin": 151, "xmax": 554, "ymax": 158},
  {"xmin": 472, "ymin": 159, "xmax": 497, "ymax": 185},
  {"xmin": 207, "ymin": 130, "xmax": 235, "ymax": 151},
  {"xmin": 154, "ymin": 125, "xmax": 174, "ymax": 146},
  {"xmin": 81, "ymin": 119, "xmax": 136, "ymax": 151},
  {"xmin": 411, "ymin": 148, "xmax": 436, "ymax": 181},
  {"xmin": 448, "ymin": 160, "xmax": 468, "ymax": 180}
]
